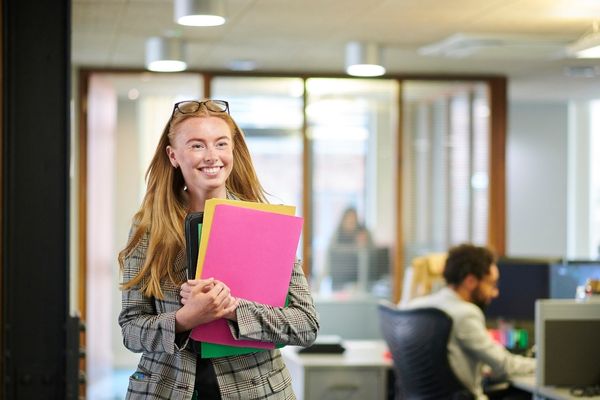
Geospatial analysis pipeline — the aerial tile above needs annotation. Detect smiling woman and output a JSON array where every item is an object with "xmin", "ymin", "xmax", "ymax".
[{"xmin": 117, "ymin": 98, "xmax": 319, "ymax": 399}]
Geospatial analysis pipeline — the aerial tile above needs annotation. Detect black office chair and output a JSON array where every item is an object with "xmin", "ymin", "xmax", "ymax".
[{"xmin": 378, "ymin": 303, "xmax": 474, "ymax": 400}]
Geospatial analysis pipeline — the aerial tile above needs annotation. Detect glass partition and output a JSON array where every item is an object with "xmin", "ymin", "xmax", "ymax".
[
  {"xmin": 402, "ymin": 81, "xmax": 490, "ymax": 266},
  {"xmin": 306, "ymin": 78, "xmax": 399, "ymax": 299}
]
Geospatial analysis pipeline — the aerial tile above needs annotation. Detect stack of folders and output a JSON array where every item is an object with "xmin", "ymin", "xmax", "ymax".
[{"xmin": 184, "ymin": 198, "xmax": 303, "ymax": 358}]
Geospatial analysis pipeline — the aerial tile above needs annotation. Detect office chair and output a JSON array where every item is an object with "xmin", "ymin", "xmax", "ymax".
[
  {"xmin": 378, "ymin": 303, "xmax": 474, "ymax": 400},
  {"xmin": 409, "ymin": 253, "xmax": 447, "ymax": 300}
]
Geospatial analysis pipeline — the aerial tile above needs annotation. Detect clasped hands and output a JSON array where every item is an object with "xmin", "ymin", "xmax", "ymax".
[{"xmin": 175, "ymin": 278, "xmax": 239, "ymax": 333}]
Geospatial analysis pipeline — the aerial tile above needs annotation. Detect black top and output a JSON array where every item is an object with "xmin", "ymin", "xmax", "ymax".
[{"xmin": 194, "ymin": 353, "xmax": 221, "ymax": 399}]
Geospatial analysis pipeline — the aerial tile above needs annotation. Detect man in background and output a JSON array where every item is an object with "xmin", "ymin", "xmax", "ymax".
[{"xmin": 407, "ymin": 244, "xmax": 535, "ymax": 400}]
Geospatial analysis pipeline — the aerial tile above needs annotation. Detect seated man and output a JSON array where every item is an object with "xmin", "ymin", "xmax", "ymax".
[{"xmin": 405, "ymin": 243, "xmax": 535, "ymax": 400}]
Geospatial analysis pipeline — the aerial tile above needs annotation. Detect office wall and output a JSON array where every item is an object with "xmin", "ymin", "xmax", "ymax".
[
  {"xmin": 567, "ymin": 101, "xmax": 593, "ymax": 259},
  {"xmin": 507, "ymin": 101, "xmax": 568, "ymax": 257}
]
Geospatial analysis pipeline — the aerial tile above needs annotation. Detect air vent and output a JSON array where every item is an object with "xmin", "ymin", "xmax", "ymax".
[{"xmin": 419, "ymin": 33, "xmax": 569, "ymax": 59}]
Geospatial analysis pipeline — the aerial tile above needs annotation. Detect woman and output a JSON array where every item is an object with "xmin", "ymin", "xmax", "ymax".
[
  {"xmin": 118, "ymin": 99, "xmax": 319, "ymax": 400},
  {"xmin": 331, "ymin": 207, "xmax": 372, "ymax": 247}
]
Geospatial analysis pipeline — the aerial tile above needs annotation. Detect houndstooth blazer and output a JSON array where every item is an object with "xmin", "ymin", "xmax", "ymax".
[{"xmin": 119, "ymin": 228, "xmax": 319, "ymax": 400}]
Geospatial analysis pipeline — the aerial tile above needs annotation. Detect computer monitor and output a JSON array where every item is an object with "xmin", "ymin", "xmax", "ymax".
[
  {"xmin": 485, "ymin": 257, "xmax": 556, "ymax": 322},
  {"xmin": 328, "ymin": 247, "xmax": 360, "ymax": 290},
  {"xmin": 550, "ymin": 260, "xmax": 600, "ymax": 299},
  {"xmin": 535, "ymin": 299, "xmax": 600, "ymax": 386},
  {"xmin": 368, "ymin": 246, "xmax": 391, "ymax": 282},
  {"xmin": 327, "ymin": 246, "xmax": 391, "ymax": 291}
]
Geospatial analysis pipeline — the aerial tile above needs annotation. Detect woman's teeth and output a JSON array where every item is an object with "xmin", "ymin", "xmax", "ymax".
[{"xmin": 202, "ymin": 166, "xmax": 220, "ymax": 175}]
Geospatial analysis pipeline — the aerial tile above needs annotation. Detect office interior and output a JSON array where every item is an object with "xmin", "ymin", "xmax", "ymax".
[{"xmin": 3, "ymin": 0, "xmax": 600, "ymax": 399}]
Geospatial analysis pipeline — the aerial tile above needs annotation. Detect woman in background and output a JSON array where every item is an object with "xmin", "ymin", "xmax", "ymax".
[{"xmin": 331, "ymin": 207, "xmax": 372, "ymax": 247}]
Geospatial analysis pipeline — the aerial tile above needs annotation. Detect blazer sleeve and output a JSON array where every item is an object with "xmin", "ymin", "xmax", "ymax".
[
  {"xmin": 454, "ymin": 307, "xmax": 536, "ymax": 376},
  {"xmin": 227, "ymin": 260, "xmax": 319, "ymax": 347},
  {"xmin": 118, "ymin": 229, "xmax": 189, "ymax": 355}
]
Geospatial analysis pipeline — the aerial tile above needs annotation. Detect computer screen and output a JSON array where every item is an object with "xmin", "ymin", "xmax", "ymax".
[
  {"xmin": 485, "ymin": 257, "xmax": 556, "ymax": 321},
  {"xmin": 536, "ymin": 299, "xmax": 600, "ymax": 386},
  {"xmin": 328, "ymin": 247, "xmax": 361, "ymax": 290},
  {"xmin": 327, "ymin": 246, "xmax": 391, "ymax": 291},
  {"xmin": 550, "ymin": 260, "xmax": 600, "ymax": 299}
]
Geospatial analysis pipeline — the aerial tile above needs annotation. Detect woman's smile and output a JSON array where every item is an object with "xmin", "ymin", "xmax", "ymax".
[{"xmin": 199, "ymin": 165, "xmax": 223, "ymax": 176}]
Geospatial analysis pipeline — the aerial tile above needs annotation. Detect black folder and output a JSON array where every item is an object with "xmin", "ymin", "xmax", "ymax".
[
  {"xmin": 184, "ymin": 212, "xmax": 203, "ymax": 280},
  {"xmin": 298, "ymin": 335, "xmax": 345, "ymax": 354}
]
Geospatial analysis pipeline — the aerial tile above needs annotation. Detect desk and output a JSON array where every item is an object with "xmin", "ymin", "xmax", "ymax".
[
  {"xmin": 511, "ymin": 374, "xmax": 600, "ymax": 400},
  {"xmin": 281, "ymin": 340, "xmax": 392, "ymax": 400}
]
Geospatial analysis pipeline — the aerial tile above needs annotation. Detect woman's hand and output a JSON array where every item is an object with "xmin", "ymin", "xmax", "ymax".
[
  {"xmin": 180, "ymin": 278, "xmax": 215, "ymax": 305},
  {"xmin": 221, "ymin": 296, "xmax": 239, "ymax": 321},
  {"xmin": 175, "ymin": 279, "xmax": 239, "ymax": 332}
]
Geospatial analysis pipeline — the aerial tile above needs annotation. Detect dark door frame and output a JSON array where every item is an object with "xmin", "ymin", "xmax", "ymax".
[{"xmin": 1, "ymin": 0, "xmax": 75, "ymax": 398}]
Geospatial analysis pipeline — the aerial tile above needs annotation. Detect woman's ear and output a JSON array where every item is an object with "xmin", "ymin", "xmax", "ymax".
[{"xmin": 166, "ymin": 146, "xmax": 179, "ymax": 168}]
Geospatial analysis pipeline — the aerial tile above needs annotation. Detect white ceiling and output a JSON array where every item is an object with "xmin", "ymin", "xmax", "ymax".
[{"xmin": 72, "ymin": 0, "xmax": 600, "ymax": 101}]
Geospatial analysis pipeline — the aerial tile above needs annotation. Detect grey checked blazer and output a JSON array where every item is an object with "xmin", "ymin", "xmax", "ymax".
[{"xmin": 119, "ymin": 228, "xmax": 319, "ymax": 400}]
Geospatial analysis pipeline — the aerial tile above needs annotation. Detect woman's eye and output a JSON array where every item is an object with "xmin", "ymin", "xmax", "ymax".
[
  {"xmin": 190, "ymin": 143, "xmax": 205, "ymax": 150},
  {"xmin": 216, "ymin": 142, "xmax": 229, "ymax": 148}
]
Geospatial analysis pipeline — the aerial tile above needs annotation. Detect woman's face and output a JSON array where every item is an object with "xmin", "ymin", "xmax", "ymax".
[
  {"xmin": 342, "ymin": 211, "xmax": 358, "ymax": 231},
  {"xmin": 166, "ymin": 116, "xmax": 234, "ymax": 198}
]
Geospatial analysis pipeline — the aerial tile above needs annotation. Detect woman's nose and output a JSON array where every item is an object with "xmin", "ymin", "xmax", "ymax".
[{"xmin": 204, "ymin": 146, "xmax": 217, "ymax": 162}]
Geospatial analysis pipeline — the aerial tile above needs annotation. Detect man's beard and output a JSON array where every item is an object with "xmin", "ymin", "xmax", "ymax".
[{"xmin": 471, "ymin": 285, "xmax": 489, "ymax": 311}]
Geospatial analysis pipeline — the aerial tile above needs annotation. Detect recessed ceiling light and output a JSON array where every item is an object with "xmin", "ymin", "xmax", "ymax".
[
  {"xmin": 345, "ymin": 42, "xmax": 386, "ymax": 77},
  {"xmin": 174, "ymin": 0, "xmax": 226, "ymax": 27},
  {"xmin": 145, "ymin": 37, "xmax": 187, "ymax": 72}
]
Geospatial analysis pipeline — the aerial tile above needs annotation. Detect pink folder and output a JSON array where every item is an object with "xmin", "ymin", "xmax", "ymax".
[{"xmin": 189, "ymin": 204, "xmax": 303, "ymax": 348}]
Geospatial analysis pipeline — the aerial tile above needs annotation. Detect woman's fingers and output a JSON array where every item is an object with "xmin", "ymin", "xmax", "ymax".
[
  {"xmin": 209, "ymin": 282, "xmax": 231, "ymax": 307},
  {"xmin": 179, "ymin": 279, "xmax": 238, "ymax": 324},
  {"xmin": 221, "ymin": 297, "xmax": 239, "ymax": 320},
  {"xmin": 180, "ymin": 278, "xmax": 215, "ymax": 305},
  {"xmin": 180, "ymin": 282, "xmax": 192, "ymax": 304},
  {"xmin": 224, "ymin": 296, "xmax": 238, "ymax": 311}
]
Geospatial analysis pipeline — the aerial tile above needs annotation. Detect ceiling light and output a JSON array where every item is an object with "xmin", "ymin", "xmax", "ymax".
[
  {"xmin": 345, "ymin": 41, "xmax": 385, "ymax": 77},
  {"xmin": 566, "ymin": 22, "xmax": 600, "ymax": 58},
  {"xmin": 145, "ymin": 37, "xmax": 187, "ymax": 72},
  {"xmin": 175, "ymin": 0, "xmax": 226, "ymax": 27}
]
